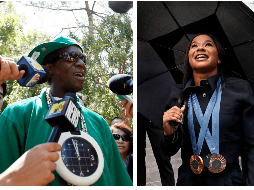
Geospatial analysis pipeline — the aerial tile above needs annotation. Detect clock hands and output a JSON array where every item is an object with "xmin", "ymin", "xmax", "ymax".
[{"xmin": 72, "ymin": 139, "xmax": 81, "ymax": 160}]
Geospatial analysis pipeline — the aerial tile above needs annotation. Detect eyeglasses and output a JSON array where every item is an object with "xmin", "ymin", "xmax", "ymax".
[
  {"xmin": 112, "ymin": 133, "xmax": 130, "ymax": 142},
  {"xmin": 58, "ymin": 52, "xmax": 86, "ymax": 63}
]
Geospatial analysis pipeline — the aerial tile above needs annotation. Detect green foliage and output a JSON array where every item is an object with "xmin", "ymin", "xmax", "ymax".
[
  {"xmin": 78, "ymin": 13, "xmax": 133, "ymax": 126},
  {"xmin": 18, "ymin": 30, "xmax": 51, "ymax": 59},
  {"xmin": 0, "ymin": 2, "xmax": 24, "ymax": 56},
  {"xmin": 0, "ymin": 1, "xmax": 133, "ymax": 128}
]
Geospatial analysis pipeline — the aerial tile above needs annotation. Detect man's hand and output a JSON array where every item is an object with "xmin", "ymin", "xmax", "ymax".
[
  {"xmin": 120, "ymin": 99, "xmax": 133, "ymax": 118},
  {"xmin": 0, "ymin": 143, "xmax": 61, "ymax": 186},
  {"xmin": 0, "ymin": 56, "xmax": 25, "ymax": 84},
  {"xmin": 120, "ymin": 99, "xmax": 133, "ymax": 126}
]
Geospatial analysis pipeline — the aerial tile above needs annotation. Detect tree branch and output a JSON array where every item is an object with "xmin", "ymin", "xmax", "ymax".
[
  {"xmin": 92, "ymin": 1, "xmax": 96, "ymax": 11},
  {"xmin": 18, "ymin": 2, "xmax": 106, "ymax": 16}
]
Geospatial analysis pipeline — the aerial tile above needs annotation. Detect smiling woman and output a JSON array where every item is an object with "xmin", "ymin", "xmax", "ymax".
[
  {"xmin": 184, "ymin": 34, "xmax": 226, "ymax": 87},
  {"xmin": 161, "ymin": 33, "xmax": 254, "ymax": 186},
  {"xmin": 188, "ymin": 35, "xmax": 221, "ymax": 81}
]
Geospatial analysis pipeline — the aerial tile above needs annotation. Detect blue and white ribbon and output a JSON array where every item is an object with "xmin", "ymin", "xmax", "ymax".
[{"xmin": 188, "ymin": 77, "xmax": 222, "ymax": 155}]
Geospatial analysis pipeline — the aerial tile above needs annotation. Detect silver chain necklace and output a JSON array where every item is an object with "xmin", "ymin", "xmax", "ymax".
[{"xmin": 45, "ymin": 88, "xmax": 87, "ymax": 133}]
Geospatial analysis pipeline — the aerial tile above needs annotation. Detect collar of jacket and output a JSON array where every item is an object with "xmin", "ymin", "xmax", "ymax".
[{"xmin": 183, "ymin": 72, "xmax": 221, "ymax": 97}]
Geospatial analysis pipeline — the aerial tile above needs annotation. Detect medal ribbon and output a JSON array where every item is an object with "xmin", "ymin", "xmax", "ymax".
[{"xmin": 188, "ymin": 77, "xmax": 222, "ymax": 155}]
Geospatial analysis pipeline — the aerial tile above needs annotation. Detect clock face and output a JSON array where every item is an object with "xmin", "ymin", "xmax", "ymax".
[{"xmin": 61, "ymin": 137, "xmax": 99, "ymax": 177}]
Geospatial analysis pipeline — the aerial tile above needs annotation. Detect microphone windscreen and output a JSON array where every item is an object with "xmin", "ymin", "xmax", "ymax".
[
  {"xmin": 37, "ymin": 65, "xmax": 50, "ymax": 84},
  {"xmin": 108, "ymin": 74, "xmax": 132, "ymax": 95},
  {"xmin": 17, "ymin": 56, "xmax": 46, "ymax": 87}
]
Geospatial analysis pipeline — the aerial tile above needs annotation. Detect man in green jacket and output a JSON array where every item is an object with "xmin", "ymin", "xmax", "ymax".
[{"xmin": 0, "ymin": 36, "xmax": 132, "ymax": 186}]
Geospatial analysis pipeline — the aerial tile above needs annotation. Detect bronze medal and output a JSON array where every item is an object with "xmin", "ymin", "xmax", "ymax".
[
  {"xmin": 208, "ymin": 154, "xmax": 226, "ymax": 173},
  {"xmin": 190, "ymin": 155, "xmax": 204, "ymax": 174}
]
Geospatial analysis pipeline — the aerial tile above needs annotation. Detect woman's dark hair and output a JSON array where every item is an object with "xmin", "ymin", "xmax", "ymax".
[
  {"xmin": 110, "ymin": 122, "xmax": 133, "ymax": 156},
  {"xmin": 110, "ymin": 117, "xmax": 124, "ymax": 126}
]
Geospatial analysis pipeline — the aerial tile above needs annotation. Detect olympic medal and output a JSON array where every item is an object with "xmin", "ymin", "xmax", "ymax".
[
  {"xmin": 208, "ymin": 154, "xmax": 226, "ymax": 173},
  {"xmin": 190, "ymin": 155, "xmax": 204, "ymax": 174}
]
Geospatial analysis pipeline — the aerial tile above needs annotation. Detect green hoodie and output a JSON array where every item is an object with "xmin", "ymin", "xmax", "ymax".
[{"xmin": 0, "ymin": 88, "xmax": 132, "ymax": 186}]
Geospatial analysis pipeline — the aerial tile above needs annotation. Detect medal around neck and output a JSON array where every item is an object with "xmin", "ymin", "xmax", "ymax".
[
  {"xmin": 188, "ymin": 78, "xmax": 225, "ymax": 174},
  {"xmin": 56, "ymin": 131, "xmax": 104, "ymax": 186},
  {"xmin": 190, "ymin": 155, "xmax": 204, "ymax": 174},
  {"xmin": 208, "ymin": 154, "xmax": 226, "ymax": 173}
]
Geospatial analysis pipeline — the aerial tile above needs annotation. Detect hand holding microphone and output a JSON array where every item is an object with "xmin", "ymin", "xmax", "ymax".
[
  {"xmin": 16, "ymin": 56, "xmax": 49, "ymax": 87},
  {"xmin": 0, "ymin": 56, "xmax": 25, "ymax": 84},
  {"xmin": 120, "ymin": 99, "xmax": 133, "ymax": 126},
  {"xmin": 0, "ymin": 55, "xmax": 49, "ymax": 87},
  {"xmin": 108, "ymin": 74, "xmax": 133, "ymax": 125},
  {"xmin": 163, "ymin": 105, "xmax": 185, "ymax": 136},
  {"xmin": 120, "ymin": 99, "xmax": 133, "ymax": 118}
]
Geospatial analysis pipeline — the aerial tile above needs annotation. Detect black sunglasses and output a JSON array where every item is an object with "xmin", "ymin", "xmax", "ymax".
[
  {"xmin": 112, "ymin": 133, "xmax": 130, "ymax": 142},
  {"xmin": 58, "ymin": 52, "xmax": 86, "ymax": 63}
]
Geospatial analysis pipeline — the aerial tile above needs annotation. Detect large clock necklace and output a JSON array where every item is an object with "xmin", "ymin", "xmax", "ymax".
[{"xmin": 45, "ymin": 89, "xmax": 104, "ymax": 186}]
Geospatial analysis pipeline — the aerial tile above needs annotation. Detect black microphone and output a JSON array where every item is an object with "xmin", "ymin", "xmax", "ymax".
[
  {"xmin": 108, "ymin": 1, "xmax": 133, "ymax": 14},
  {"xmin": 169, "ymin": 121, "xmax": 179, "ymax": 129},
  {"xmin": 16, "ymin": 56, "xmax": 50, "ymax": 87},
  {"xmin": 108, "ymin": 74, "xmax": 133, "ymax": 95},
  {"xmin": 169, "ymin": 96, "xmax": 185, "ymax": 128},
  {"xmin": 45, "ymin": 93, "xmax": 81, "ymax": 142},
  {"xmin": 168, "ymin": 97, "xmax": 185, "ymax": 142}
]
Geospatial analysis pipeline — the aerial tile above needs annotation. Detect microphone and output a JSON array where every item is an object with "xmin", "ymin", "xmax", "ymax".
[
  {"xmin": 169, "ymin": 121, "xmax": 179, "ymax": 129},
  {"xmin": 16, "ymin": 56, "xmax": 50, "ymax": 87},
  {"xmin": 168, "ymin": 97, "xmax": 185, "ymax": 142},
  {"xmin": 108, "ymin": 74, "xmax": 133, "ymax": 95},
  {"xmin": 45, "ymin": 93, "xmax": 81, "ymax": 142},
  {"xmin": 108, "ymin": 1, "xmax": 133, "ymax": 14},
  {"xmin": 169, "ymin": 96, "xmax": 186, "ymax": 128}
]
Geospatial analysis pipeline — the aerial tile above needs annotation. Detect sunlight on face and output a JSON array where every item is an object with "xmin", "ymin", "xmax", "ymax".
[{"xmin": 188, "ymin": 35, "xmax": 221, "ymax": 74}]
